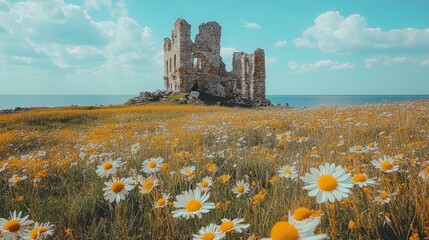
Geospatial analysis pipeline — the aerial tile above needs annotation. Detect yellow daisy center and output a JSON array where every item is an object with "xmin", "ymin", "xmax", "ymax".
[
  {"xmin": 201, "ymin": 181, "xmax": 209, "ymax": 188},
  {"xmin": 423, "ymin": 167, "xmax": 429, "ymax": 176},
  {"xmin": 318, "ymin": 175, "xmax": 338, "ymax": 191},
  {"xmin": 354, "ymin": 146, "xmax": 362, "ymax": 152},
  {"xmin": 143, "ymin": 181, "xmax": 154, "ymax": 191},
  {"xmin": 368, "ymin": 142, "xmax": 375, "ymax": 148},
  {"xmin": 185, "ymin": 199, "xmax": 202, "ymax": 212},
  {"xmin": 236, "ymin": 186, "xmax": 245, "ymax": 193},
  {"xmin": 270, "ymin": 221, "xmax": 299, "ymax": 240},
  {"xmin": 220, "ymin": 221, "xmax": 234, "ymax": 233},
  {"xmin": 380, "ymin": 161, "xmax": 393, "ymax": 170},
  {"xmin": 103, "ymin": 162, "xmax": 113, "ymax": 170},
  {"xmin": 157, "ymin": 198, "xmax": 166, "ymax": 206},
  {"xmin": 149, "ymin": 161, "xmax": 157, "ymax": 168},
  {"xmin": 12, "ymin": 176, "xmax": 21, "ymax": 182},
  {"xmin": 30, "ymin": 226, "xmax": 48, "ymax": 239},
  {"xmin": 293, "ymin": 207, "xmax": 311, "ymax": 221},
  {"xmin": 207, "ymin": 163, "xmax": 217, "ymax": 172},
  {"xmin": 284, "ymin": 169, "xmax": 292, "ymax": 174},
  {"xmin": 280, "ymin": 133, "xmax": 287, "ymax": 139},
  {"xmin": 201, "ymin": 232, "xmax": 215, "ymax": 240},
  {"xmin": 352, "ymin": 174, "xmax": 367, "ymax": 183},
  {"xmin": 380, "ymin": 192, "xmax": 389, "ymax": 200},
  {"xmin": 184, "ymin": 169, "xmax": 192, "ymax": 175},
  {"xmin": 111, "ymin": 181, "xmax": 125, "ymax": 193},
  {"xmin": 4, "ymin": 220, "xmax": 21, "ymax": 233},
  {"xmin": 220, "ymin": 175, "xmax": 229, "ymax": 183}
]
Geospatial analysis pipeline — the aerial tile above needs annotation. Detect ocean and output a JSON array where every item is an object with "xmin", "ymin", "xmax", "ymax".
[{"xmin": 0, "ymin": 94, "xmax": 428, "ymax": 110}]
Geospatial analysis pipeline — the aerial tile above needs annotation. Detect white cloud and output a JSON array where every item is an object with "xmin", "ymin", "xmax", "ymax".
[
  {"xmin": 274, "ymin": 40, "xmax": 287, "ymax": 47},
  {"xmin": 287, "ymin": 61, "xmax": 298, "ymax": 71},
  {"xmin": 85, "ymin": 0, "xmax": 112, "ymax": 10},
  {"xmin": 220, "ymin": 47, "xmax": 238, "ymax": 58},
  {"xmin": 266, "ymin": 57, "xmax": 277, "ymax": 64},
  {"xmin": 294, "ymin": 11, "xmax": 429, "ymax": 53},
  {"xmin": 0, "ymin": 0, "xmax": 157, "ymax": 70},
  {"xmin": 288, "ymin": 59, "xmax": 356, "ymax": 72},
  {"xmin": 364, "ymin": 56, "xmax": 410, "ymax": 68},
  {"xmin": 220, "ymin": 47, "xmax": 238, "ymax": 71},
  {"xmin": 242, "ymin": 20, "xmax": 261, "ymax": 29},
  {"xmin": 421, "ymin": 59, "xmax": 429, "ymax": 66},
  {"xmin": 329, "ymin": 62, "xmax": 356, "ymax": 70},
  {"xmin": 13, "ymin": 56, "xmax": 32, "ymax": 64}
]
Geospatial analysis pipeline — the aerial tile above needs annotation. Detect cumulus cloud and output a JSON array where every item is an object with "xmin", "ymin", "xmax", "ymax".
[
  {"xmin": 0, "ymin": 0, "xmax": 157, "ymax": 71},
  {"xmin": 85, "ymin": 0, "xmax": 112, "ymax": 10},
  {"xmin": 421, "ymin": 59, "xmax": 429, "ymax": 66},
  {"xmin": 274, "ymin": 40, "xmax": 287, "ymax": 47},
  {"xmin": 266, "ymin": 57, "xmax": 277, "ymax": 64},
  {"xmin": 294, "ymin": 11, "xmax": 429, "ymax": 53},
  {"xmin": 242, "ymin": 20, "xmax": 261, "ymax": 29},
  {"xmin": 288, "ymin": 59, "xmax": 356, "ymax": 72},
  {"xmin": 364, "ymin": 56, "xmax": 410, "ymax": 68},
  {"xmin": 220, "ymin": 47, "xmax": 238, "ymax": 58},
  {"xmin": 220, "ymin": 47, "xmax": 239, "ymax": 71}
]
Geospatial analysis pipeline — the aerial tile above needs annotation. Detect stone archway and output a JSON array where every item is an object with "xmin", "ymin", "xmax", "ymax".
[{"xmin": 191, "ymin": 82, "xmax": 199, "ymax": 92}]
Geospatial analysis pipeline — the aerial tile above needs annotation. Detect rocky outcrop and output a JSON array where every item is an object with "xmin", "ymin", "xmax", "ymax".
[{"xmin": 126, "ymin": 90, "xmax": 271, "ymax": 108}]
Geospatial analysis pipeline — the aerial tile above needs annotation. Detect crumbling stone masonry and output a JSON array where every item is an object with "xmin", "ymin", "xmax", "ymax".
[{"xmin": 163, "ymin": 18, "xmax": 266, "ymax": 102}]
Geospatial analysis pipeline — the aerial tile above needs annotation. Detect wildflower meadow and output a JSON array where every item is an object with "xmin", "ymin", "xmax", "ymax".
[{"xmin": 0, "ymin": 101, "xmax": 428, "ymax": 239}]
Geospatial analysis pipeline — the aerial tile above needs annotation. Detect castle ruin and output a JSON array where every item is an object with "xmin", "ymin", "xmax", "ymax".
[{"xmin": 163, "ymin": 19, "xmax": 267, "ymax": 102}]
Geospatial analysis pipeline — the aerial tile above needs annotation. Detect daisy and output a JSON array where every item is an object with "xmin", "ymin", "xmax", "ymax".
[
  {"xmin": 171, "ymin": 188, "xmax": 215, "ymax": 219},
  {"xmin": 288, "ymin": 207, "xmax": 317, "ymax": 224},
  {"xmin": 276, "ymin": 131, "xmax": 293, "ymax": 142},
  {"xmin": 180, "ymin": 166, "xmax": 196, "ymax": 180},
  {"xmin": 302, "ymin": 162, "xmax": 353, "ymax": 203},
  {"xmin": 24, "ymin": 222, "xmax": 55, "ymax": 240},
  {"xmin": 0, "ymin": 211, "xmax": 34, "ymax": 239},
  {"xmin": 419, "ymin": 166, "xmax": 429, "ymax": 180},
  {"xmin": 366, "ymin": 142, "xmax": 379, "ymax": 151},
  {"xmin": 192, "ymin": 223, "xmax": 224, "ymax": 240},
  {"xmin": 8, "ymin": 175, "xmax": 27, "ymax": 187},
  {"xmin": 96, "ymin": 159, "xmax": 121, "ymax": 178},
  {"xmin": 198, "ymin": 177, "xmax": 213, "ymax": 192},
  {"xmin": 0, "ymin": 163, "xmax": 8, "ymax": 173},
  {"xmin": 206, "ymin": 163, "xmax": 217, "ymax": 173},
  {"xmin": 154, "ymin": 193, "xmax": 170, "ymax": 208},
  {"xmin": 261, "ymin": 218, "xmax": 327, "ymax": 240},
  {"xmin": 309, "ymin": 147, "xmax": 320, "ymax": 158},
  {"xmin": 142, "ymin": 157, "xmax": 164, "ymax": 174},
  {"xmin": 371, "ymin": 156, "xmax": 399, "ymax": 173},
  {"xmin": 231, "ymin": 180, "xmax": 250, "ymax": 198},
  {"xmin": 219, "ymin": 218, "xmax": 250, "ymax": 234},
  {"xmin": 373, "ymin": 190, "xmax": 397, "ymax": 204},
  {"xmin": 103, "ymin": 177, "xmax": 135, "ymax": 204},
  {"xmin": 278, "ymin": 165, "xmax": 298, "ymax": 180},
  {"xmin": 139, "ymin": 175, "xmax": 159, "ymax": 194},
  {"xmin": 349, "ymin": 145, "xmax": 368, "ymax": 154},
  {"xmin": 352, "ymin": 173, "xmax": 377, "ymax": 187},
  {"xmin": 217, "ymin": 174, "xmax": 230, "ymax": 184},
  {"xmin": 131, "ymin": 143, "xmax": 141, "ymax": 155}
]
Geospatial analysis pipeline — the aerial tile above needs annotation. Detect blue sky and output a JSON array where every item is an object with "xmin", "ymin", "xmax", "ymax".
[{"xmin": 0, "ymin": 0, "xmax": 428, "ymax": 95}]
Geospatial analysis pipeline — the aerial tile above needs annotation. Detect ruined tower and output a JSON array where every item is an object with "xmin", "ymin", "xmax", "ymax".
[{"xmin": 163, "ymin": 18, "xmax": 267, "ymax": 102}]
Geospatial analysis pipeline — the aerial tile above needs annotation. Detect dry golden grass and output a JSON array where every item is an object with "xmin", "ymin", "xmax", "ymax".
[{"xmin": 0, "ymin": 101, "xmax": 428, "ymax": 239}]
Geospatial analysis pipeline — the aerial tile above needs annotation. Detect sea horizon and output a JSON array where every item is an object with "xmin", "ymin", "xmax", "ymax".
[{"xmin": 0, "ymin": 94, "xmax": 428, "ymax": 110}]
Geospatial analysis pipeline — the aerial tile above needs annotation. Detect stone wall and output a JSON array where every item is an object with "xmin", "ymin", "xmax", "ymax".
[{"xmin": 163, "ymin": 18, "xmax": 266, "ymax": 102}]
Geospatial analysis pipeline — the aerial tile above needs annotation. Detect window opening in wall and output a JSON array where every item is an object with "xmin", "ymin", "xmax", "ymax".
[{"xmin": 193, "ymin": 54, "xmax": 203, "ymax": 70}]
